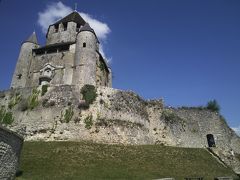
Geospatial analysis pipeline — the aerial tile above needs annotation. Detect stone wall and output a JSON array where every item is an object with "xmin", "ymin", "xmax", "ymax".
[
  {"xmin": 0, "ymin": 85, "xmax": 240, "ymax": 173},
  {"xmin": 0, "ymin": 85, "xmax": 239, "ymax": 147},
  {"xmin": 28, "ymin": 44, "xmax": 75, "ymax": 87},
  {"xmin": 46, "ymin": 22, "xmax": 77, "ymax": 45},
  {"xmin": 0, "ymin": 126, "xmax": 23, "ymax": 180}
]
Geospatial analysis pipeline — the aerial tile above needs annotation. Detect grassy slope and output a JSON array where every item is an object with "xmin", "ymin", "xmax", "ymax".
[{"xmin": 17, "ymin": 141, "xmax": 239, "ymax": 180}]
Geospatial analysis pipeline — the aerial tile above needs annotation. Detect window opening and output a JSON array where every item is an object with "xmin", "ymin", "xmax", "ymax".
[
  {"xmin": 54, "ymin": 24, "xmax": 59, "ymax": 33},
  {"xmin": 63, "ymin": 23, "xmax": 68, "ymax": 31},
  {"xmin": 17, "ymin": 74, "xmax": 22, "ymax": 79},
  {"xmin": 76, "ymin": 24, "xmax": 81, "ymax": 32},
  {"xmin": 206, "ymin": 134, "xmax": 216, "ymax": 147}
]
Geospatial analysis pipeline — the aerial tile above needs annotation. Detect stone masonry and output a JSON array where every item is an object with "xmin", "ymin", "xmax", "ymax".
[{"xmin": 0, "ymin": 126, "xmax": 24, "ymax": 180}]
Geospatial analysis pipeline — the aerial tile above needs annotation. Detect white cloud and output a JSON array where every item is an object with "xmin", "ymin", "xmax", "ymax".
[
  {"xmin": 37, "ymin": 1, "xmax": 110, "ymax": 41},
  {"xmin": 80, "ymin": 12, "xmax": 110, "ymax": 40},
  {"xmin": 232, "ymin": 126, "xmax": 240, "ymax": 136},
  {"xmin": 38, "ymin": 2, "xmax": 72, "ymax": 33}
]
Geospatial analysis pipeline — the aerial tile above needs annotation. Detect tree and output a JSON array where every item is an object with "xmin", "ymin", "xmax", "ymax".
[{"xmin": 206, "ymin": 99, "xmax": 220, "ymax": 112}]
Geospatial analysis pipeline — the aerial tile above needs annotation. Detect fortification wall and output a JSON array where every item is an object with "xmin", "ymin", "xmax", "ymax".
[
  {"xmin": 166, "ymin": 108, "xmax": 240, "ymax": 152},
  {"xmin": 46, "ymin": 22, "xmax": 77, "ymax": 45},
  {"xmin": 0, "ymin": 86, "xmax": 155, "ymax": 144},
  {"xmin": 0, "ymin": 86, "xmax": 239, "ymax": 147},
  {"xmin": 0, "ymin": 126, "xmax": 23, "ymax": 179},
  {"xmin": 1, "ymin": 85, "xmax": 240, "ymax": 172}
]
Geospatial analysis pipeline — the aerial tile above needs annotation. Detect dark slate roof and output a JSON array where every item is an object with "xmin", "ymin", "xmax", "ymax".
[
  {"xmin": 25, "ymin": 31, "xmax": 38, "ymax": 44},
  {"xmin": 54, "ymin": 11, "xmax": 86, "ymax": 26},
  {"xmin": 79, "ymin": 23, "xmax": 95, "ymax": 33},
  {"xmin": 79, "ymin": 23, "xmax": 99, "ymax": 43}
]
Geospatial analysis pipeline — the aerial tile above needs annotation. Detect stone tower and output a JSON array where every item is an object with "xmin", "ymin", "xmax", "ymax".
[
  {"xmin": 11, "ymin": 11, "xmax": 111, "ymax": 89},
  {"xmin": 11, "ymin": 32, "xmax": 39, "ymax": 88}
]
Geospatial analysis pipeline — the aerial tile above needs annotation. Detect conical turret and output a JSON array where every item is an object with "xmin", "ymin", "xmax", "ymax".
[
  {"xmin": 11, "ymin": 32, "xmax": 39, "ymax": 88},
  {"xmin": 79, "ymin": 23, "xmax": 94, "ymax": 33},
  {"xmin": 25, "ymin": 31, "xmax": 38, "ymax": 44}
]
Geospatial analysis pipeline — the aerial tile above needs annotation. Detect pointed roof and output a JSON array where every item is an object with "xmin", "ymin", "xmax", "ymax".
[
  {"xmin": 54, "ymin": 11, "xmax": 86, "ymax": 26},
  {"xmin": 25, "ymin": 31, "xmax": 38, "ymax": 44},
  {"xmin": 79, "ymin": 23, "xmax": 99, "ymax": 43},
  {"xmin": 79, "ymin": 23, "xmax": 95, "ymax": 33}
]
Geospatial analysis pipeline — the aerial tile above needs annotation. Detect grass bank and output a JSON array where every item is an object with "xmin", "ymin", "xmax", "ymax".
[{"xmin": 17, "ymin": 141, "xmax": 239, "ymax": 180}]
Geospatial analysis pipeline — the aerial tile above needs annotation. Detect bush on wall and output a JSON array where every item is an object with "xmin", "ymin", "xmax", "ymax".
[
  {"xmin": 28, "ymin": 88, "xmax": 40, "ymax": 110},
  {"xmin": 0, "ymin": 106, "xmax": 14, "ymax": 125},
  {"xmin": 206, "ymin": 100, "xmax": 220, "ymax": 113},
  {"xmin": 80, "ymin": 85, "xmax": 97, "ymax": 106}
]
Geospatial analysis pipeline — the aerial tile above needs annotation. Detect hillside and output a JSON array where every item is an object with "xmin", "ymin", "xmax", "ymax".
[{"xmin": 16, "ymin": 141, "xmax": 239, "ymax": 180}]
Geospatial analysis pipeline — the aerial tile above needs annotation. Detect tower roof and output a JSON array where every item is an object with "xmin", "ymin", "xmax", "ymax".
[
  {"xmin": 79, "ymin": 23, "xmax": 95, "ymax": 33},
  {"xmin": 25, "ymin": 31, "xmax": 38, "ymax": 44},
  {"xmin": 79, "ymin": 23, "xmax": 99, "ymax": 43},
  {"xmin": 54, "ymin": 11, "xmax": 86, "ymax": 26}
]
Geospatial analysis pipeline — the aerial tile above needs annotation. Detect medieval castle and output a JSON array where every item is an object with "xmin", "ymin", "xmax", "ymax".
[
  {"xmin": 0, "ymin": 11, "xmax": 240, "ymax": 175},
  {"xmin": 11, "ymin": 11, "xmax": 111, "ymax": 89}
]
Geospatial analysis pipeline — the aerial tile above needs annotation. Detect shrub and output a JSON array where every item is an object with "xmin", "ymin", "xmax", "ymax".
[
  {"xmin": 81, "ymin": 85, "xmax": 97, "ymax": 106},
  {"xmin": 28, "ymin": 88, "xmax": 40, "ymax": 110},
  {"xmin": 0, "ymin": 106, "xmax": 14, "ymax": 125},
  {"xmin": 206, "ymin": 100, "xmax": 220, "ymax": 112},
  {"xmin": 84, "ymin": 114, "xmax": 93, "ymax": 129},
  {"xmin": 2, "ymin": 111, "xmax": 14, "ymax": 125},
  {"xmin": 41, "ymin": 85, "xmax": 48, "ymax": 96},
  {"xmin": 8, "ymin": 92, "xmax": 22, "ymax": 109},
  {"xmin": 63, "ymin": 106, "xmax": 74, "ymax": 123},
  {"xmin": 0, "ymin": 106, "xmax": 5, "ymax": 121}
]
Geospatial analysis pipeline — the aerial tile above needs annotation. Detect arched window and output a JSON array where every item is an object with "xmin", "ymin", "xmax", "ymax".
[{"xmin": 83, "ymin": 42, "xmax": 86, "ymax": 48}]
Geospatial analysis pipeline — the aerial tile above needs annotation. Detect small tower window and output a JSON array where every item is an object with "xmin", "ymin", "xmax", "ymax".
[
  {"xmin": 17, "ymin": 74, "xmax": 22, "ymax": 79},
  {"xmin": 83, "ymin": 43, "xmax": 86, "ymax": 48},
  {"xmin": 76, "ymin": 24, "xmax": 81, "ymax": 32},
  {"xmin": 63, "ymin": 23, "xmax": 68, "ymax": 31},
  {"xmin": 54, "ymin": 24, "xmax": 59, "ymax": 33}
]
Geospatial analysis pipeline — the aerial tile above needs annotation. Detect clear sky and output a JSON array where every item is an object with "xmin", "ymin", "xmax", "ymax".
[{"xmin": 0, "ymin": 0, "xmax": 239, "ymax": 133}]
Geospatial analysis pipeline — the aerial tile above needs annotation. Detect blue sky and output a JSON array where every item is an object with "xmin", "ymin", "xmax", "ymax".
[{"xmin": 0, "ymin": 0, "xmax": 239, "ymax": 134}]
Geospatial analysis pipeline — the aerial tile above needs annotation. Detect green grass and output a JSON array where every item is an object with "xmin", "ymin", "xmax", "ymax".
[{"xmin": 17, "ymin": 141, "xmax": 239, "ymax": 180}]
